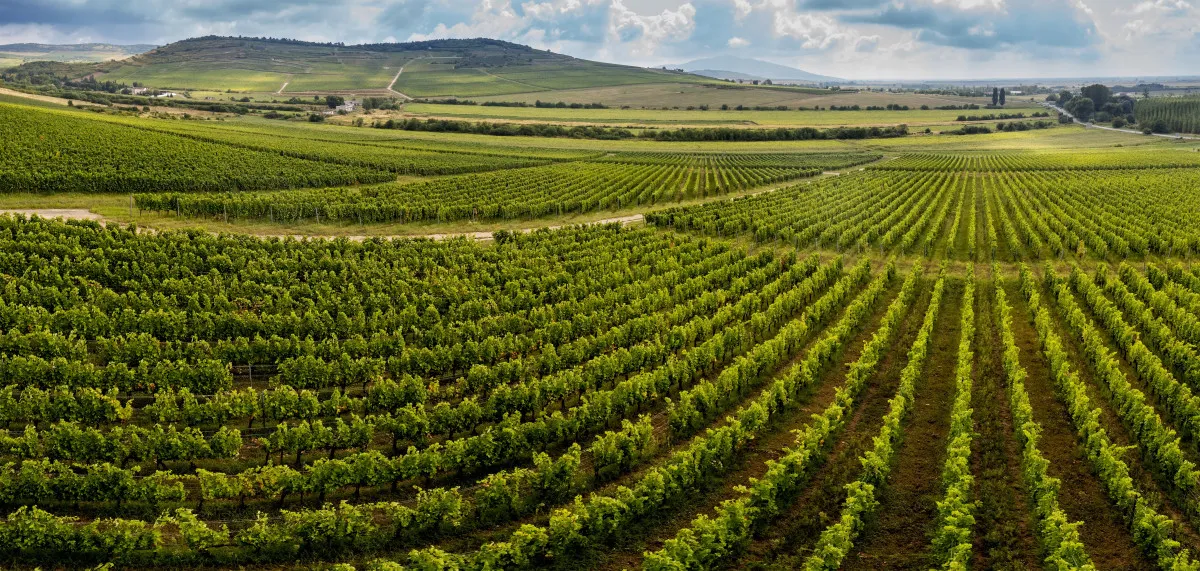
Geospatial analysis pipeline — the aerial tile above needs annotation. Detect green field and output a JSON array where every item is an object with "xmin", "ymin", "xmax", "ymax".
[
  {"xmin": 469, "ymin": 82, "xmax": 1009, "ymax": 110},
  {"xmin": 390, "ymin": 59, "xmax": 540, "ymax": 97},
  {"xmin": 6, "ymin": 86, "xmax": 1200, "ymax": 571},
  {"xmin": 391, "ymin": 58, "xmax": 713, "ymax": 98},
  {"xmin": 100, "ymin": 62, "xmax": 293, "ymax": 92},
  {"xmin": 403, "ymin": 102, "xmax": 1021, "ymax": 127}
]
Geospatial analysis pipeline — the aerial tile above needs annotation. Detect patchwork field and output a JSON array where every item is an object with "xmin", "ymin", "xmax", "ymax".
[
  {"xmin": 4, "ymin": 91, "xmax": 1200, "ymax": 571},
  {"xmin": 402, "ymin": 102, "xmax": 1027, "ymax": 128},
  {"xmin": 466, "ymin": 83, "xmax": 1015, "ymax": 110}
]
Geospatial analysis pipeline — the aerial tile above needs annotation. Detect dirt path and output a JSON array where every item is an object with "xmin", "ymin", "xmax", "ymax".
[
  {"xmin": 386, "ymin": 66, "xmax": 410, "ymax": 99},
  {"xmin": 259, "ymin": 214, "xmax": 645, "ymax": 242},
  {"xmin": 1004, "ymin": 282, "xmax": 1153, "ymax": 569},
  {"xmin": 0, "ymin": 208, "xmax": 641, "ymax": 241},
  {"xmin": 478, "ymin": 68, "xmax": 545, "ymax": 91},
  {"xmin": 0, "ymin": 86, "xmax": 98, "ymax": 107},
  {"xmin": 276, "ymin": 81, "xmax": 289, "ymax": 94},
  {"xmin": 969, "ymin": 274, "xmax": 1041, "ymax": 569},
  {"xmin": 842, "ymin": 279, "xmax": 959, "ymax": 570},
  {"xmin": 0, "ymin": 209, "xmax": 103, "ymax": 221}
]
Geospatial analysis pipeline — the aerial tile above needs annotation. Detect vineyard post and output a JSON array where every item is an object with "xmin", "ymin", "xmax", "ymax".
[
  {"xmin": 224, "ymin": 204, "xmax": 228, "ymax": 225},
  {"xmin": 129, "ymin": 194, "xmax": 134, "ymax": 221}
]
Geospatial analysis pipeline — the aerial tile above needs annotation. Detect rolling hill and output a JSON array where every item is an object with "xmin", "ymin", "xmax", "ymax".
[
  {"xmin": 669, "ymin": 56, "xmax": 841, "ymax": 83},
  {"xmin": 17, "ymin": 36, "xmax": 717, "ymax": 96},
  {"xmin": 0, "ymin": 42, "xmax": 154, "ymax": 69}
]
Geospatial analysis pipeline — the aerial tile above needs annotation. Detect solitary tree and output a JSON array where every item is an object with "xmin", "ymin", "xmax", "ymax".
[
  {"xmin": 992, "ymin": 87, "xmax": 999, "ymax": 106},
  {"xmin": 999, "ymin": 88, "xmax": 1006, "ymax": 106}
]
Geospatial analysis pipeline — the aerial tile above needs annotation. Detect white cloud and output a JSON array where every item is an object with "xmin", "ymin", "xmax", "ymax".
[
  {"xmin": 1124, "ymin": 0, "xmax": 1193, "ymax": 14},
  {"xmin": 1122, "ymin": 18, "xmax": 1151, "ymax": 39},
  {"xmin": 407, "ymin": 1, "xmax": 525, "ymax": 42},
  {"xmin": 732, "ymin": 0, "xmax": 752, "ymax": 19},
  {"xmin": 608, "ymin": 0, "xmax": 696, "ymax": 55},
  {"xmin": 727, "ymin": 35, "xmax": 749, "ymax": 47},
  {"xmin": 932, "ymin": 0, "xmax": 1006, "ymax": 10},
  {"xmin": 854, "ymin": 34, "xmax": 880, "ymax": 51},
  {"xmin": 771, "ymin": 10, "xmax": 847, "ymax": 49}
]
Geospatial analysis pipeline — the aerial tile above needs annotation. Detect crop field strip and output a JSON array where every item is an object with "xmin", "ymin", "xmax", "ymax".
[
  {"xmin": 649, "ymin": 155, "xmax": 1200, "ymax": 260},
  {"xmin": 7, "ymin": 207, "xmax": 1200, "ymax": 570},
  {"xmin": 0, "ymin": 101, "xmax": 886, "ymax": 227},
  {"xmin": 0, "ymin": 102, "xmax": 395, "ymax": 194},
  {"xmin": 94, "ymin": 114, "xmax": 606, "ymax": 169},
  {"xmin": 135, "ymin": 152, "xmax": 878, "ymax": 224}
]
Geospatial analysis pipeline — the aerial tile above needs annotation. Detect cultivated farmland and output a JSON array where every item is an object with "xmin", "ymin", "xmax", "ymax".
[{"xmin": 3, "ymin": 90, "xmax": 1200, "ymax": 571}]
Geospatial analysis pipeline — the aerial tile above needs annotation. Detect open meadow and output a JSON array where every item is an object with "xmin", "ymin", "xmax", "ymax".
[{"xmin": 3, "ymin": 82, "xmax": 1200, "ymax": 571}]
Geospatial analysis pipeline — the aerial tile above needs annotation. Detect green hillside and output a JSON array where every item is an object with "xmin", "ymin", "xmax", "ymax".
[
  {"xmin": 0, "ymin": 42, "xmax": 153, "ymax": 68},
  {"xmin": 33, "ymin": 36, "xmax": 716, "ymax": 95}
]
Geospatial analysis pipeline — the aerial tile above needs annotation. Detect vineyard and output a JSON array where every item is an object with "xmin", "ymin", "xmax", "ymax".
[
  {"xmin": 0, "ymin": 103, "xmax": 395, "ymax": 194},
  {"xmin": 649, "ymin": 164, "xmax": 1200, "ymax": 259},
  {"xmin": 8, "ymin": 88, "xmax": 1200, "ymax": 571},
  {"xmin": 134, "ymin": 154, "xmax": 873, "ymax": 223}
]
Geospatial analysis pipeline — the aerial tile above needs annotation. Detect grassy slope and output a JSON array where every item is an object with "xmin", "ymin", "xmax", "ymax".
[
  {"xmin": 403, "ymin": 102, "xmax": 996, "ymax": 127},
  {"xmin": 87, "ymin": 36, "xmax": 716, "ymax": 97}
]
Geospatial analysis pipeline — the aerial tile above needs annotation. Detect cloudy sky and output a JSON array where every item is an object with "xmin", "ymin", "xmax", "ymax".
[{"xmin": 1, "ymin": 0, "xmax": 1196, "ymax": 79}]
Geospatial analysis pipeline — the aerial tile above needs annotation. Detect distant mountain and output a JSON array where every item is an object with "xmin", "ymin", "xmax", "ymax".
[
  {"xmin": 690, "ymin": 69, "xmax": 768, "ymax": 82},
  {"xmin": 668, "ymin": 56, "xmax": 840, "ymax": 83}
]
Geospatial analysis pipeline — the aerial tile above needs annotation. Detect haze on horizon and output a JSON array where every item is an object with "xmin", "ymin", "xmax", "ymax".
[{"xmin": 1, "ymin": 0, "xmax": 1195, "ymax": 81}]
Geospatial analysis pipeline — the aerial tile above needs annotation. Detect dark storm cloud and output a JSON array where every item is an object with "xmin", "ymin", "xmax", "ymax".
[
  {"xmin": 178, "ymin": 0, "xmax": 329, "ymax": 22},
  {"xmin": 1, "ymin": 0, "xmax": 154, "ymax": 27},
  {"xmin": 844, "ymin": 0, "xmax": 1098, "ymax": 50}
]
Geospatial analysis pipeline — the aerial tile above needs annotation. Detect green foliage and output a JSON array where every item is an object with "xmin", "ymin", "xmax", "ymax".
[
  {"xmin": 992, "ymin": 267, "xmax": 1096, "ymax": 569},
  {"xmin": 138, "ymin": 154, "xmax": 857, "ymax": 224},
  {"xmin": 1135, "ymin": 97, "xmax": 1200, "ymax": 133},
  {"xmin": 649, "ymin": 165, "xmax": 1200, "ymax": 260},
  {"xmin": 1081, "ymin": 84, "xmax": 1112, "ymax": 109},
  {"xmin": 0, "ymin": 102, "xmax": 391, "ymax": 193},
  {"xmin": 1019, "ymin": 265, "xmax": 1200, "ymax": 570},
  {"xmin": 931, "ymin": 271, "xmax": 977, "ymax": 568}
]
